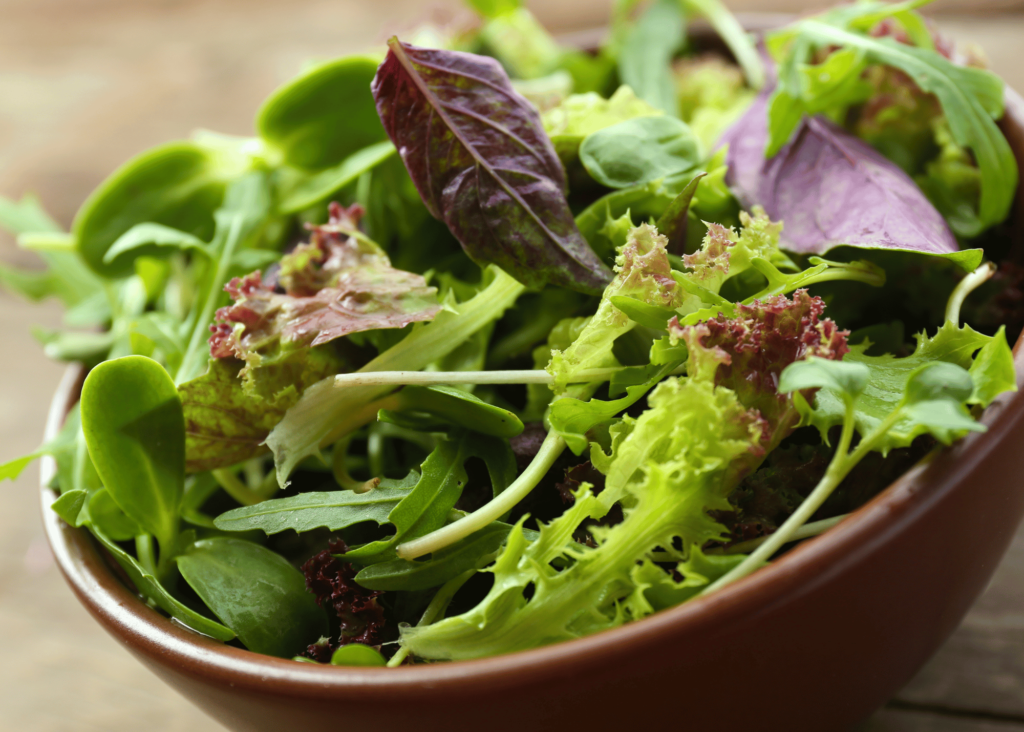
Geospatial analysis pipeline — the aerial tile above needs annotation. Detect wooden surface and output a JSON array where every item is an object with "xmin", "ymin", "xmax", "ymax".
[{"xmin": 0, "ymin": 2, "xmax": 1022, "ymax": 729}]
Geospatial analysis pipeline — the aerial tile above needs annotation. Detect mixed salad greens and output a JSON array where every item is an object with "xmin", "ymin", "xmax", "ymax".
[{"xmin": 2, "ymin": 0, "xmax": 1021, "ymax": 666}]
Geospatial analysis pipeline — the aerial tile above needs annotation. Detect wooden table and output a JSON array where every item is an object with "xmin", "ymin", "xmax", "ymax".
[{"xmin": 1, "ymin": 2, "xmax": 1021, "ymax": 729}]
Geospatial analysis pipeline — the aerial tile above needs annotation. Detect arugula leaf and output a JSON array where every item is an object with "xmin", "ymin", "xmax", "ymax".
[
  {"xmin": 617, "ymin": 0, "xmax": 686, "ymax": 115},
  {"xmin": 102, "ymin": 223, "xmax": 208, "ymax": 265},
  {"xmin": 391, "ymin": 386, "xmax": 524, "ymax": 438},
  {"xmin": 371, "ymin": 38, "xmax": 612, "ymax": 294},
  {"xmin": 344, "ymin": 430, "xmax": 516, "ymax": 563},
  {"xmin": 214, "ymin": 473, "xmax": 418, "ymax": 535},
  {"xmin": 177, "ymin": 537, "xmax": 328, "ymax": 657},
  {"xmin": 579, "ymin": 116, "xmax": 701, "ymax": 189},
  {"xmin": 354, "ymin": 522, "xmax": 511, "ymax": 591}
]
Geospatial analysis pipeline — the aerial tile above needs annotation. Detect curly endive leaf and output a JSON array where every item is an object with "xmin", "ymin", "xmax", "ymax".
[{"xmin": 371, "ymin": 38, "xmax": 612, "ymax": 294}]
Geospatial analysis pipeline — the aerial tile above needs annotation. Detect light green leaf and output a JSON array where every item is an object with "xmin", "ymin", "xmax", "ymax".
[
  {"xmin": 81, "ymin": 355, "xmax": 184, "ymax": 547},
  {"xmin": 779, "ymin": 356, "xmax": 870, "ymax": 399},
  {"xmin": 542, "ymin": 86, "xmax": 662, "ymax": 166},
  {"xmin": 330, "ymin": 644, "xmax": 386, "ymax": 666}
]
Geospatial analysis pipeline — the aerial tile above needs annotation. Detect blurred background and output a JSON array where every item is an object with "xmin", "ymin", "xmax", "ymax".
[{"xmin": 1, "ymin": 0, "xmax": 1022, "ymax": 729}]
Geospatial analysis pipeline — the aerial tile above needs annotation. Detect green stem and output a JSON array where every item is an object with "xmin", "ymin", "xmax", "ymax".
[
  {"xmin": 702, "ymin": 400, "xmax": 903, "ymax": 595},
  {"xmin": 135, "ymin": 534, "xmax": 157, "ymax": 575},
  {"xmin": 396, "ymin": 430, "xmax": 567, "ymax": 560},
  {"xmin": 704, "ymin": 514, "xmax": 849, "ymax": 556},
  {"xmin": 386, "ymin": 569, "xmax": 475, "ymax": 668},
  {"xmin": 945, "ymin": 262, "xmax": 996, "ymax": 325},
  {"xmin": 176, "ymin": 213, "xmax": 246, "ymax": 384}
]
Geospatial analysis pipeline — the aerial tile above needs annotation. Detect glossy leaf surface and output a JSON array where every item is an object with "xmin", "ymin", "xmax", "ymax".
[{"xmin": 81, "ymin": 356, "xmax": 184, "ymax": 547}]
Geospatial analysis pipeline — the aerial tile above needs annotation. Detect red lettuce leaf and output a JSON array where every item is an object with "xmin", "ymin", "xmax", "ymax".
[
  {"xmin": 371, "ymin": 38, "xmax": 612, "ymax": 295},
  {"xmin": 209, "ymin": 203, "xmax": 440, "ymax": 366},
  {"xmin": 670, "ymin": 290, "xmax": 849, "ymax": 453},
  {"xmin": 721, "ymin": 99, "xmax": 961, "ymax": 260}
]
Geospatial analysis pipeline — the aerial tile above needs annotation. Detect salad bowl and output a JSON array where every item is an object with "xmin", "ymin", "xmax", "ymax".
[{"xmin": 32, "ymin": 15, "xmax": 1024, "ymax": 732}]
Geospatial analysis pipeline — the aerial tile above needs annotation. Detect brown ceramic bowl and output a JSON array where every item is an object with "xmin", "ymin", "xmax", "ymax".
[{"xmin": 39, "ymin": 24, "xmax": 1024, "ymax": 732}]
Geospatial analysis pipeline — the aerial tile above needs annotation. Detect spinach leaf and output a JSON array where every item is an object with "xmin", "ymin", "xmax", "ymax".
[
  {"xmin": 88, "ymin": 488, "xmax": 144, "ymax": 541},
  {"xmin": 213, "ymin": 473, "xmax": 419, "ymax": 536},
  {"xmin": 73, "ymin": 141, "xmax": 248, "ymax": 277},
  {"xmin": 579, "ymin": 116, "xmax": 701, "ymax": 189},
  {"xmin": 617, "ymin": 0, "xmax": 685, "ymax": 115},
  {"xmin": 176, "ymin": 537, "xmax": 327, "ymax": 657},
  {"xmin": 81, "ymin": 355, "xmax": 184, "ymax": 554},
  {"xmin": 371, "ymin": 39, "xmax": 612, "ymax": 294},
  {"xmin": 257, "ymin": 56, "xmax": 387, "ymax": 171}
]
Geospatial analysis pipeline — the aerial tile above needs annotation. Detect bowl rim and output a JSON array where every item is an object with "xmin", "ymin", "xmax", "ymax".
[{"xmin": 37, "ymin": 21, "xmax": 1024, "ymax": 700}]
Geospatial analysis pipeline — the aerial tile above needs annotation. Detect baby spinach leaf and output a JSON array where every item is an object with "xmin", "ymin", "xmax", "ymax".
[
  {"xmin": 617, "ymin": 0, "xmax": 685, "ymax": 115},
  {"xmin": 89, "ymin": 525, "xmax": 235, "ymax": 641},
  {"xmin": 580, "ymin": 116, "xmax": 701, "ymax": 189},
  {"xmin": 176, "ymin": 537, "xmax": 327, "ymax": 657},
  {"xmin": 74, "ymin": 141, "xmax": 248, "ymax": 277},
  {"xmin": 723, "ymin": 109, "xmax": 973, "ymax": 267},
  {"xmin": 88, "ymin": 488, "xmax": 144, "ymax": 542},
  {"xmin": 371, "ymin": 38, "xmax": 612, "ymax": 294},
  {"xmin": 330, "ymin": 644, "xmax": 387, "ymax": 667},
  {"xmin": 213, "ymin": 473, "xmax": 418, "ymax": 536},
  {"xmin": 345, "ymin": 430, "xmax": 516, "ymax": 563},
  {"xmin": 355, "ymin": 522, "xmax": 510, "ymax": 591},
  {"xmin": 50, "ymin": 490, "xmax": 89, "ymax": 526},
  {"xmin": 81, "ymin": 355, "xmax": 184, "ymax": 549},
  {"xmin": 257, "ymin": 56, "xmax": 387, "ymax": 171}
]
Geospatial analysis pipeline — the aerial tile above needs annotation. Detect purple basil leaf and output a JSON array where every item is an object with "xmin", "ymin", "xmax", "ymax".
[
  {"xmin": 371, "ymin": 38, "xmax": 612, "ymax": 295},
  {"xmin": 721, "ymin": 96, "xmax": 960, "ymax": 259}
]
